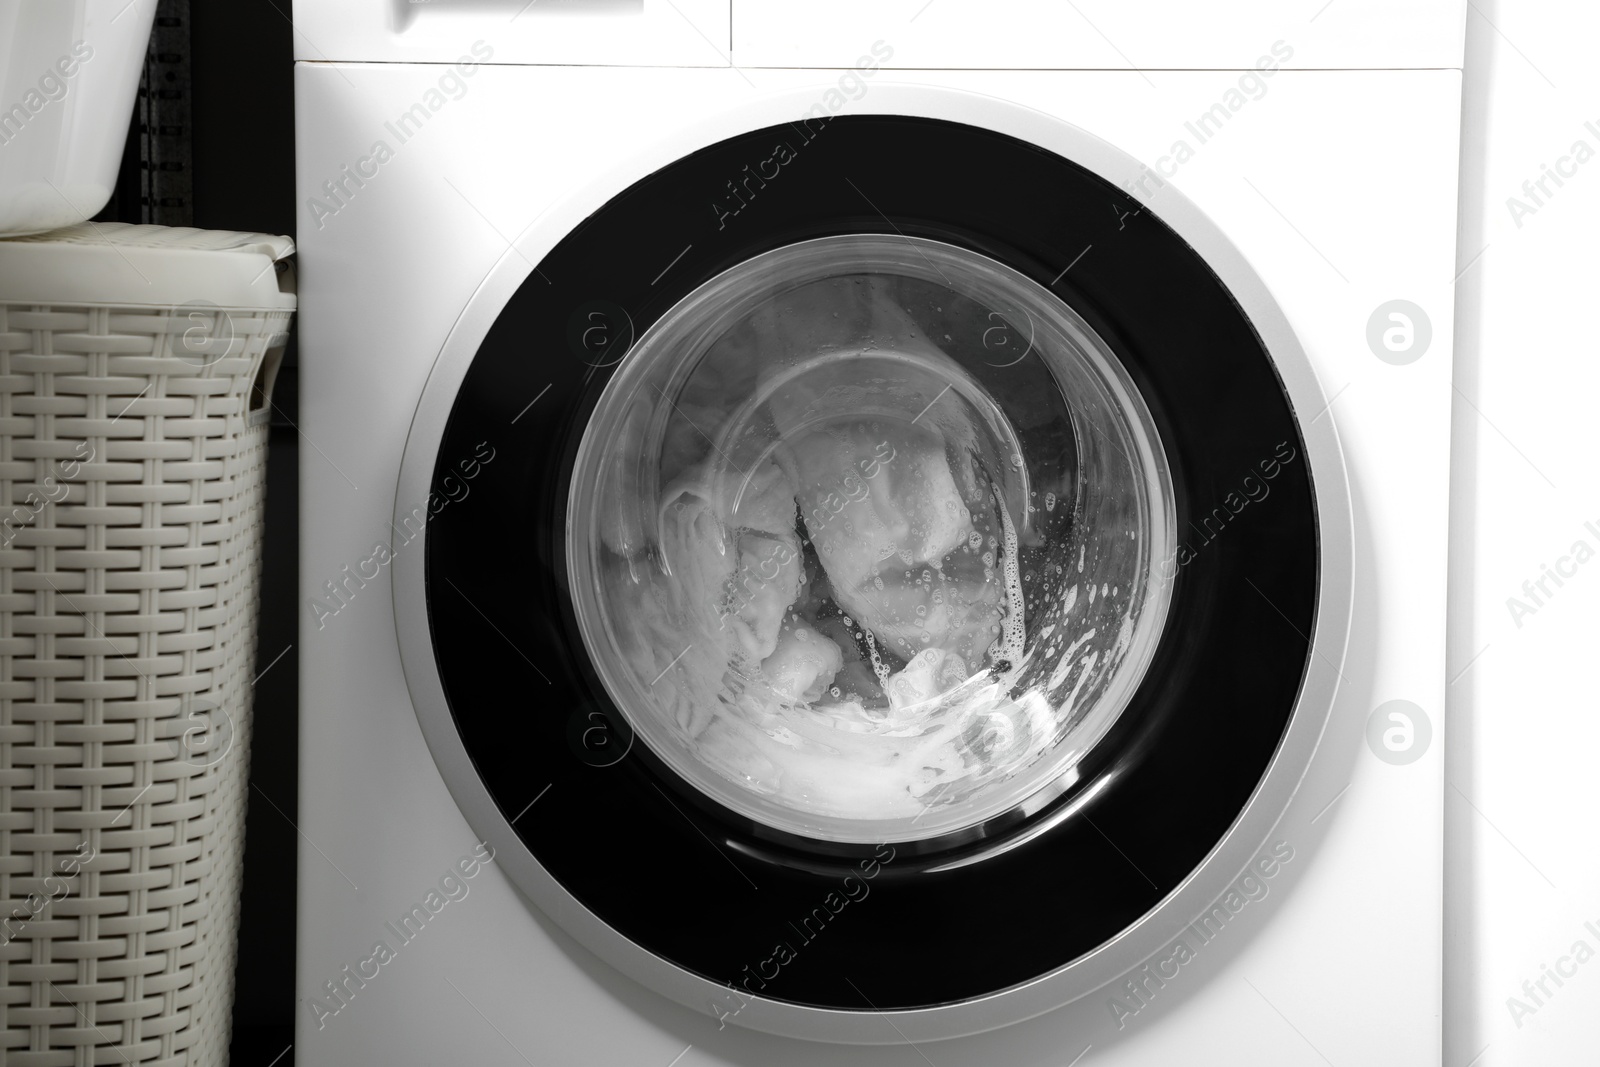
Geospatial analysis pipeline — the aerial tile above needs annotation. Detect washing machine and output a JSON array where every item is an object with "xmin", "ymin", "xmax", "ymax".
[{"xmin": 293, "ymin": 3, "xmax": 1464, "ymax": 1063}]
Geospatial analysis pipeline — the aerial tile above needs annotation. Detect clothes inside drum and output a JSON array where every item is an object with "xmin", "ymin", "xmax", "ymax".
[{"xmin": 569, "ymin": 236, "xmax": 1175, "ymax": 844}]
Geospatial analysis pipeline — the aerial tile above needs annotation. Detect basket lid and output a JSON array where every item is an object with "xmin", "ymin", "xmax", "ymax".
[{"xmin": 0, "ymin": 222, "xmax": 296, "ymax": 311}]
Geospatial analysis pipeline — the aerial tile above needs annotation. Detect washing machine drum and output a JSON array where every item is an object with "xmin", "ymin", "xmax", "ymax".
[{"xmin": 417, "ymin": 117, "xmax": 1320, "ymax": 1020}]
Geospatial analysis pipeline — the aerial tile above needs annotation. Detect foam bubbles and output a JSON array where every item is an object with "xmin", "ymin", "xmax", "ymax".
[{"xmin": 992, "ymin": 484, "xmax": 1026, "ymax": 673}]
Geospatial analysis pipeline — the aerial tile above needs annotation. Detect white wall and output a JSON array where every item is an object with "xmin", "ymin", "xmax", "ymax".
[{"xmin": 1448, "ymin": 2, "xmax": 1600, "ymax": 1064}]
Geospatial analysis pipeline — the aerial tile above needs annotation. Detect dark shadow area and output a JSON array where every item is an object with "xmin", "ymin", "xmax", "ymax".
[{"xmin": 190, "ymin": 0, "xmax": 299, "ymax": 1057}]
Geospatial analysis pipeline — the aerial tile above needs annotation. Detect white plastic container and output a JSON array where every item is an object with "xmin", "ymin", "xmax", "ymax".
[
  {"xmin": 0, "ymin": 0, "xmax": 158, "ymax": 235},
  {"xmin": 0, "ymin": 223, "xmax": 294, "ymax": 1064}
]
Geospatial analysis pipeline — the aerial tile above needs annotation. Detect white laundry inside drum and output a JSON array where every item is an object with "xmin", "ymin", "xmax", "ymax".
[{"xmin": 569, "ymin": 235, "xmax": 1176, "ymax": 844}]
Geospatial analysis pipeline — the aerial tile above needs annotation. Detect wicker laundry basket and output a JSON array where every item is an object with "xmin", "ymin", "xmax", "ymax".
[{"xmin": 0, "ymin": 224, "xmax": 293, "ymax": 1066}]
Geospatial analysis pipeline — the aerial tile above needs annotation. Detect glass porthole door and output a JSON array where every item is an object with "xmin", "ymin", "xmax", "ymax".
[{"xmin": 398, "ymin": 111, "xmax": 1337, "ymax": 1040}]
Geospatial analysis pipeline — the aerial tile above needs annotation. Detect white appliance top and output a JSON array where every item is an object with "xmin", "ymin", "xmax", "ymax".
[{"xmin": 291, "ymin": 0, "xmax": 1466, "ymax": 70}]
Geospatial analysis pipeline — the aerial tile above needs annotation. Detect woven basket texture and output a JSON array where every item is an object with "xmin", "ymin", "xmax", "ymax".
[{"xmin": 0, "ymin": 296, "xmax": 282, "ymax": 1066}]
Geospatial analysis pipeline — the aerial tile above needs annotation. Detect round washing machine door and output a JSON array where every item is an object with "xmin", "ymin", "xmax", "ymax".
[{"xmin": 395, "ymin": 112, "xmax": 1349, "ymax": 1044}]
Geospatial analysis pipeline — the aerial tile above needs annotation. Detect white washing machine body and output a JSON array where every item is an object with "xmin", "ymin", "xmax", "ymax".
[{"xmin": 293, "ymin": 4, "xmax": 1464, "ymax": 1064}]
